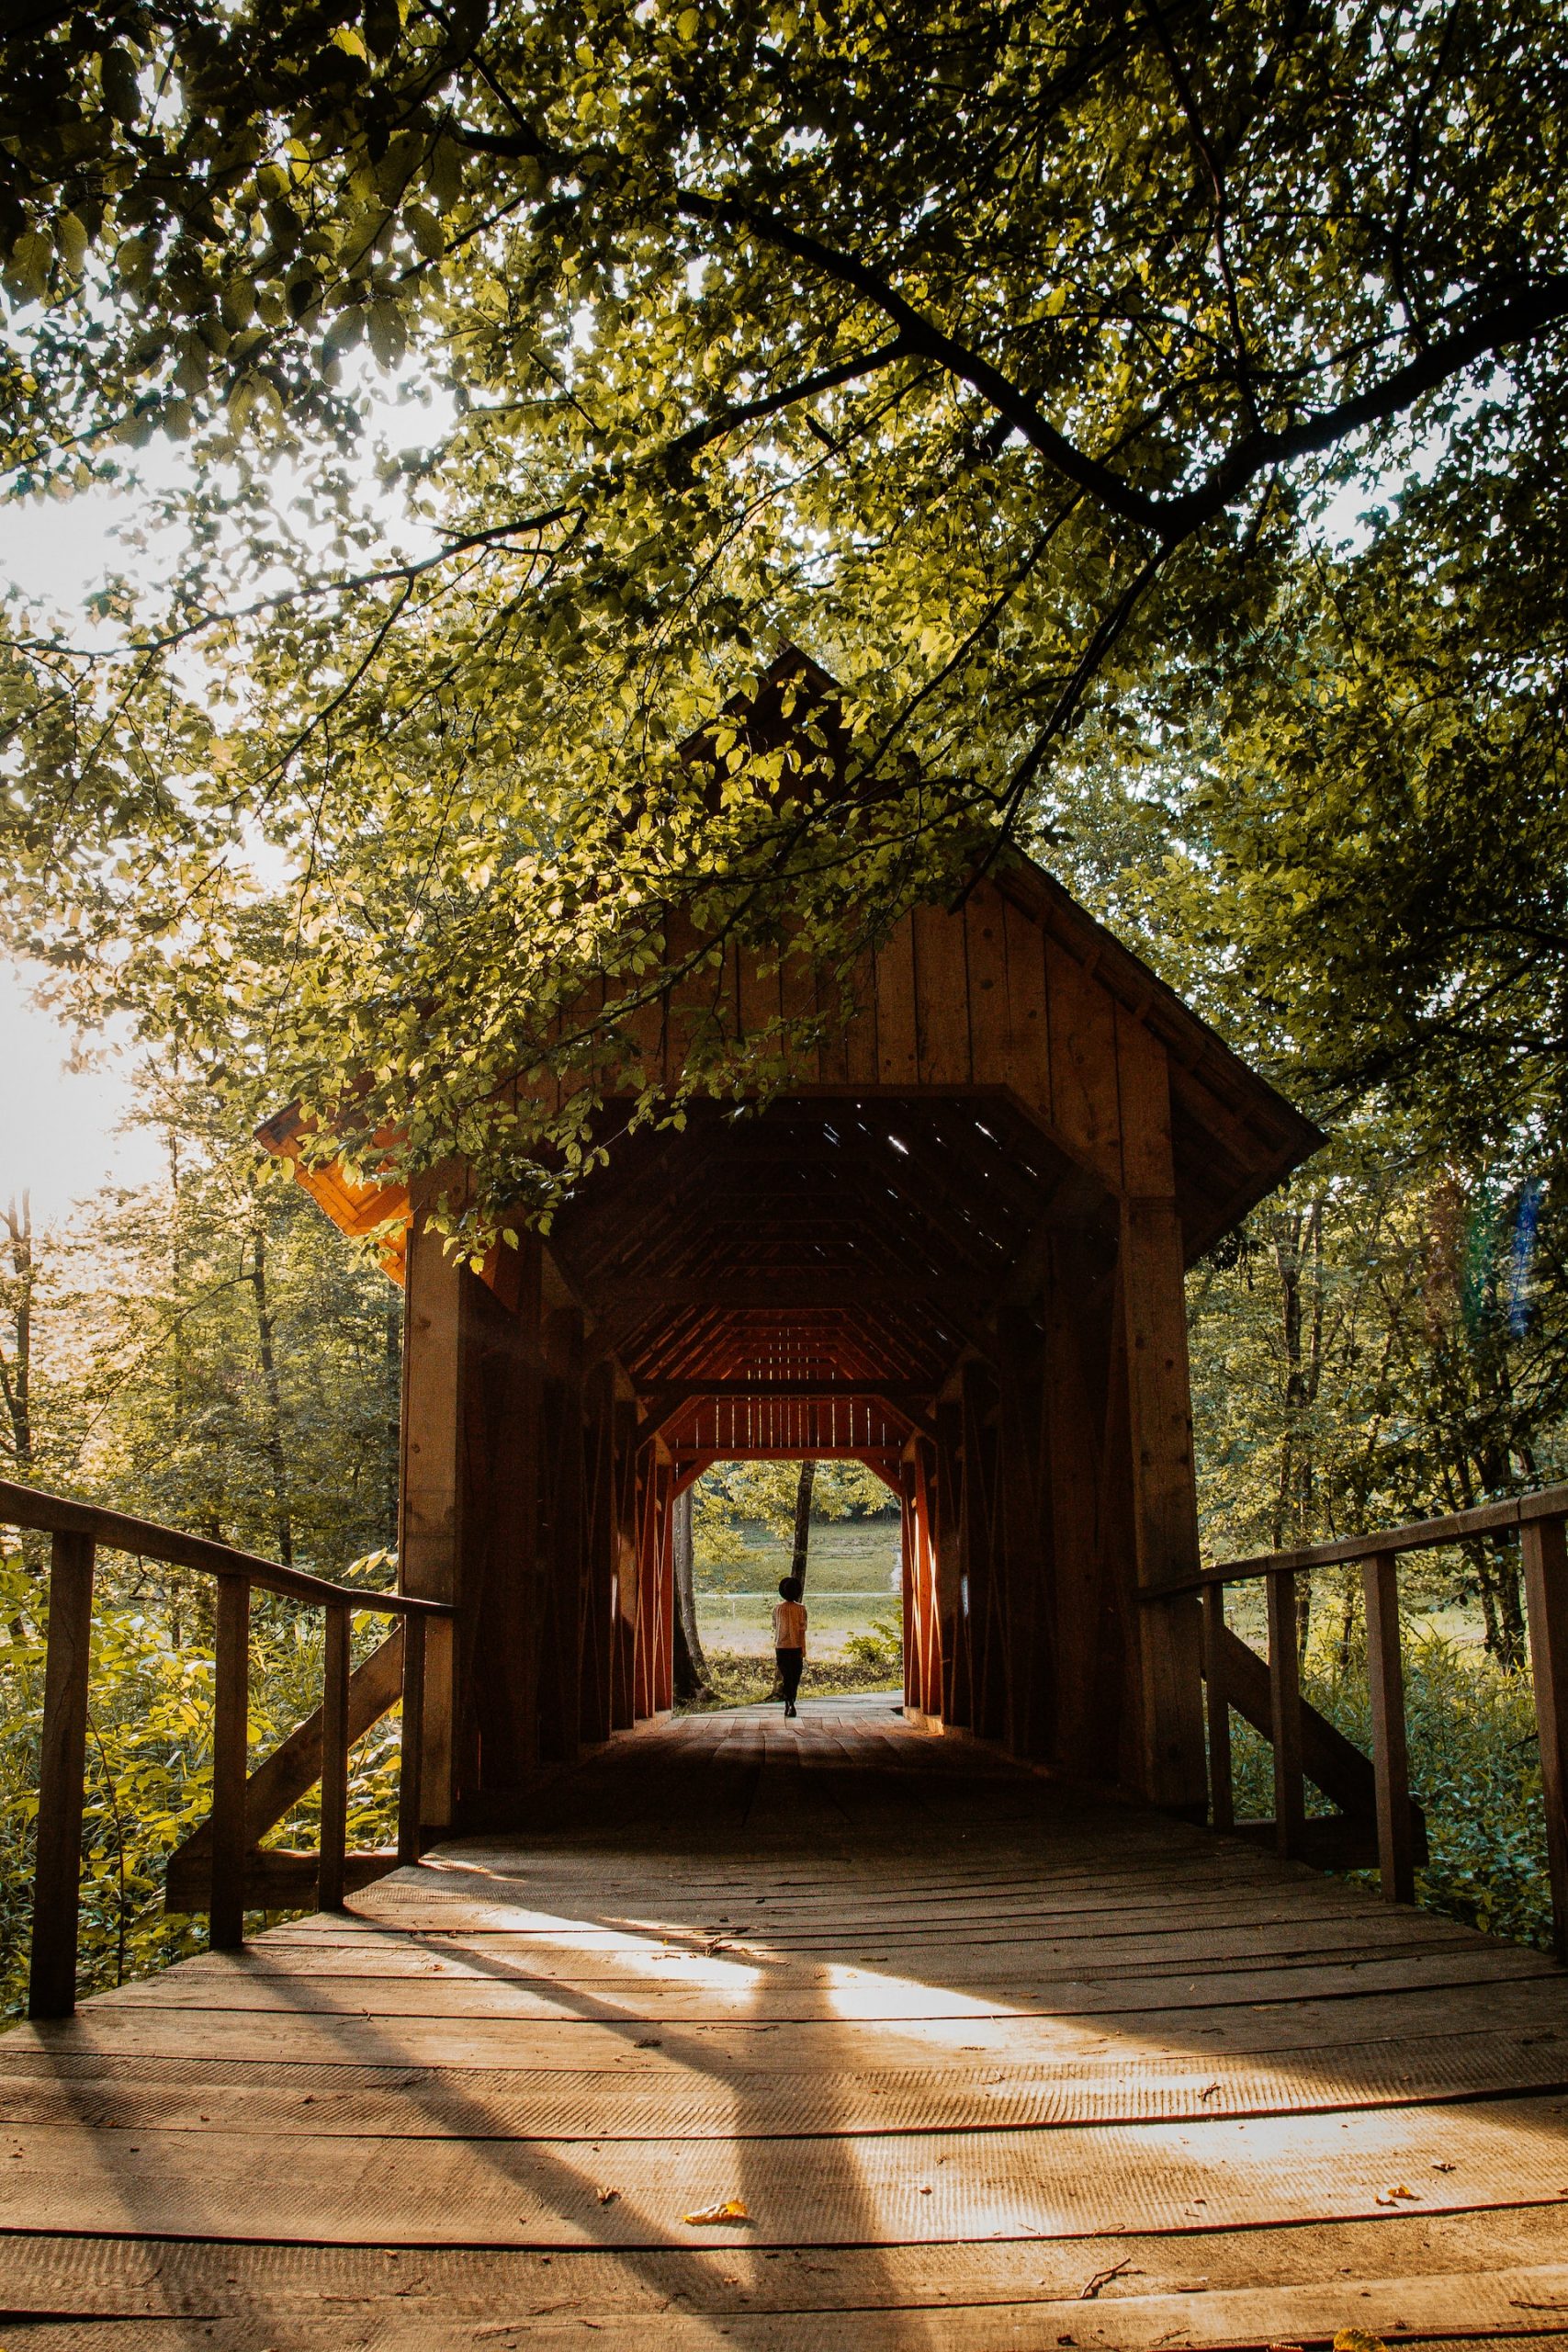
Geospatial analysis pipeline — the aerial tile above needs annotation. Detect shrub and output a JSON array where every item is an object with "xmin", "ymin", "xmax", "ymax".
[
  {"xmin": 842, "ymin": 1615, "xmax": 903, "ymax": 1675},
  {"xmin": 1226, "ymin": 1623, "xmax": 1551, "ymax": 1950},
  {"xmin": 676, "ymin": 1637, "xmax": 904, "ymax": 1712}
]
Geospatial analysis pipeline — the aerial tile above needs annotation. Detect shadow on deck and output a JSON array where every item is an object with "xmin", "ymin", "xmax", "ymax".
[{"xmin": 3, "ymin": 1694, "xmax": 1568, "ymax": 2348}]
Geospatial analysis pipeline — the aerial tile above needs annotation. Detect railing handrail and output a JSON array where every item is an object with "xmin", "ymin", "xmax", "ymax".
[
  {"xmin": 1144, "ymin": 1479, "xmax": 1568, "ymax": 1598},
  {"xmin": 1134, "ymin": 1478, "xmax": 1568, "ymax": 1965},
  {"xmin": 0, "ymin": 1477, "xmax": 451, "ymax": 1617},
  {"xmin": 17, "ymin": 1471, "xmax": 439, "ymax": 2018}
]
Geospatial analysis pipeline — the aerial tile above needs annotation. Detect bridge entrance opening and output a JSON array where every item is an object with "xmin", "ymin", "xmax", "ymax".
[{"xmin": 679, "ymin": 1455, "xmax": 905, "ymax": 1707}]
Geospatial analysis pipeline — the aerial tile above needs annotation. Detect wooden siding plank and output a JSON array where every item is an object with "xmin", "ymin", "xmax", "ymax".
[
  {"xmin": 912, "ymin": 901, "xmax": 973, "ymax": 1086},
  {"xmin": 997, "ymin": 884, "xmax": 1053, "ymax": 1124},
  {"xmin": 873, "ymin": 915, "xmax": 919, "ymax": 1089},
  {"xmin": 840, "ymin": 945, "xmax": 880, "ymax": 1086},
  {"xmin": 1044, "ymin": 936, "xmax": 1122, "ymax": 1189},
  {"xmin": 1114, "ymin": 999, "xmax": 1176, "ymax": 1197}
]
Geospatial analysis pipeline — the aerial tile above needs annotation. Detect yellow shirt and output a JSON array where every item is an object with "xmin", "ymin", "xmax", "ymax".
[{"xmin": 773, "ymin": 1600, "xmax": 807, "ymax": 1652}]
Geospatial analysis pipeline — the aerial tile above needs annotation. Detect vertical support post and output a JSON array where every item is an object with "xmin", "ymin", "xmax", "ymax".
[
  {"xmin": 1522, "ymin": 1513, "xmax": 1568, "ymax": 1963},
  {"xmin": 398, "ymin": 1609, "xmax": 427, "ymax": 1867},
  {"xmin": 399, "ymin": 1211, "xmax": 464, "ymax": 1831},
  {"xmin": 1119, "ymin": 1196, "xmax": 1209, "ymax": 1813},
  {"xmin": 933, "ymin": 1398, "xmax": 967, "ymax": 1727},
  {"xmin": 1360, "ymin": 1550, "xmax": 1415, "ymax": 1905},
  {"xmin": 1267, "ymin": 1567, "xmax": 1305, "ymax": 1859},
  {"xmin": 318, "ymin": 1600, "xmax": 351, "ymax": 1912},
  {"xmin": 209, "ymin": 1574, "xmax": 251, "ymax": 1950},
  {"xmin": 1201, "ymin": 1583, "xmax": 1234, "ymax": 1833},
  {"xmin": 28, "ymin": 1531, "xmax": 95, "ymax": 2020}
]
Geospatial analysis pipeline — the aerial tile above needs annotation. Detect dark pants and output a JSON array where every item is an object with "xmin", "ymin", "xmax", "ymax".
[{"xmin": 775, "ymin": 1647, "xmax": 804, "ymax": 1703}]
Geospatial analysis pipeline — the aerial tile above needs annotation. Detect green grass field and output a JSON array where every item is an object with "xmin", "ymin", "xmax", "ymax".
[{"xmin": 694, "ymin": 1517, "xmax": 903, "ymax": 1657}]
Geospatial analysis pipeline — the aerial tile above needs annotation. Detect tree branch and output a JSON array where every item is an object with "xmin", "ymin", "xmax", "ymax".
[
  {"xmin": 1168, "ymin": 270, "xmax": 1568, "ymax": 537},
  {"xmin": 671, "ymin": 337, "xmax": 911, "ymax": 457},
  {"xmin": 673, "ymin": 187, "xmax": 1167, "ymax": 535}
]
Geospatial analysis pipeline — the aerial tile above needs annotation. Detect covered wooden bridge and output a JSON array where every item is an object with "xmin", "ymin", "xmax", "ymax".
[
  {"xmin": 6, "ymin": 662, "xmax": 1568, "ymax": 2345},
  {"xmin": 263, "ymin": 692, "xmax": 1322, "ymax": 1832}
]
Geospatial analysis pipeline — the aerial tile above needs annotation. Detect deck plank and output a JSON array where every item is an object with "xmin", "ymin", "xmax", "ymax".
[{"xmin": 4, "ymin": 1693, "xmax": 1566, "ymax": 2346}]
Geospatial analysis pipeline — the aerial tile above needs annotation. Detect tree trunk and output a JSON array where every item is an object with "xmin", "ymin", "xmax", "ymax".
[
  {"xmin": 791, "ymin": 1459, "xmax": 816, "ymax": 1588},
  {"xmin": 249, "ymin": 1216, "xmax": 295, "ymax": 1567},
  {"xmin": 1271, "ymin": 1203, "xmax": 1325, "ymax": 1657},
  {"xmin": 671, "ymin": 1486, "xmax": 711, "ymax": 1702},
  {"xmin": 384, "ymin": 1303, "xmax": 400, "ymax": 1552},
  {"xmin": 1, "ymin": 1194, "xmax": 42, "ymax": 1584},
  {"xmin": 1, "ymin": 1193, "xmax": 36, "ymax": 1474}
]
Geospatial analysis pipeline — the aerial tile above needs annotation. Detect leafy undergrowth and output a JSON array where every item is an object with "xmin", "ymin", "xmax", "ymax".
[
  {"xmin": 680, "ymin": 1619, "xmax": 904, "ymax": 1711},
  {"xmin": 1228, "ymin": 1627, "xmax": 1551, "ymax": 1950}
]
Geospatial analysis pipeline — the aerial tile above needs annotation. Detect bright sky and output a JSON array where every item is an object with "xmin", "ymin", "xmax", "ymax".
[
  {"xmin": 0, "ymin": 966, "xmax": 163, "ymax": 1227},
  {"xmin": 3, "ymin": 488, "xmax": 168, "ymax": 1229},
  {"xmin": 0, "ymin": 386, "xmax": 432, "ymax": 1233}
]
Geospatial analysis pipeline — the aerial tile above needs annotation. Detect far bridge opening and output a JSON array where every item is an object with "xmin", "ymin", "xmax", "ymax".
[{"xmin": 679, "ymin": 1455, "xmax": 905, "ymax": 1707}]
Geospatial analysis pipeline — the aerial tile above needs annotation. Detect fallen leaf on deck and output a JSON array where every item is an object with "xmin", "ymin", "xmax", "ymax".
[
  {"xmin": 1333, "ymin": 2331, "xmax": 1388, "ymax": 2351},
  {"xmin": 682, "ymin": 2199, "xmax": 751, "ymax": 2225},
  {"xmin": 1373, "ymin": 2183, "xmax": 1419, "ymax": 2204},
  {"xmin": 1430, "ymin": 2159, "xmax": 1455, "ymax": 2172},
  {"xmin": 596, "ymin": 2187, "xmax": 618, "ymax": 2206}
]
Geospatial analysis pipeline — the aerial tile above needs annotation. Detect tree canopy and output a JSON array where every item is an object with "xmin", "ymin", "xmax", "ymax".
[{"xmin": 5, "ymin": 0, "xmax": 1568, "ymax": 1227}]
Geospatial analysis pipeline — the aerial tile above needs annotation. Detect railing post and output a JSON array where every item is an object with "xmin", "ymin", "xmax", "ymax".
[
  {"xmin": 1201, "ymin": 1584, "xmax": 1234, "ymax": 1832},
  {"xmin": 1521, "ymin": 1513, "xmax": 1568, "ymax": 1964},
  {"xmin": 1360, "ymin": 1549, "xmax": 1415, "ymax": 1904},
  {"xmin": 209, "ymin": 1575, "xmax": 251, "ymax": 1951},
  {"xmin": 1267, "ymin": 1567, "xmax": 1306, "ymax": 1858},
  {"xmin": 318, "ymin": 1601, "xmax": 351, "ymax": 1912},
  {"xmin": 398, "ymin": 1610, "xmax": 426, "ymax": 1868},
  {"xmin": 28, "ymin": 1531, "xmax": 95, "ymax": 2020}
]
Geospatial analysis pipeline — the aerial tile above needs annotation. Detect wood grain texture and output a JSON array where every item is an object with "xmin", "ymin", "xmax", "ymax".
[
  {"xmin": 873, "ymin": 917, "xmax": 919, "ymax": 1088},
  {"xmin": 1523, "ymin": 1513, "xmax": 1568, "ymax": 1962},
  {"xmin": 208, "ymin": 1574, "xmax": 251, "ymax": 1952},
  {"xmin": 316, "ymin": 1602, "xmax": 351, "ymax": 1912},
  {"xmin": 1043, "ymin": 935, "xmax": 1122, "ymax": 1189},
  {"xmin": 28, "ymin": 1530, "xmax": 94, "ymax": 2019},
  {"xmin": 1363, "ymin": 1548, "xmax": 1416, "ymax": 1904},
  {"xmin": 5, "ymin": 1695, "xmax": 1565, "ymax": 2346},
  {"xmin": 912, "ymin": 903, "xmax": 972, "ymax": 1087}
]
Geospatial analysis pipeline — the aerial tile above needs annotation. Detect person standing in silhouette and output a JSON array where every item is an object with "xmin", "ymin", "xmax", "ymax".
[{"xmin": 773, "ymin": 1576, "xmax": 807, "ymax": 1719}]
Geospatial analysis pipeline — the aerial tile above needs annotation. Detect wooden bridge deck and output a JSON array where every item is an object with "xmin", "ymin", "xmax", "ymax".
[{"xmin": 5, "ymin": 1694, "xmax": 1568, "ymax": 2349}]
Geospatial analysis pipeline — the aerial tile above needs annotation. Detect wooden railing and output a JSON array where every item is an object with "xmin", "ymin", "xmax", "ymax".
[
  {"xmin": 1150, "ymin": 1484, "xmax": 1568, "ymax": 1962},
  {"xmin": 1, "ymin": 1477, "xmax": 451, "ymax": 2020}
]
